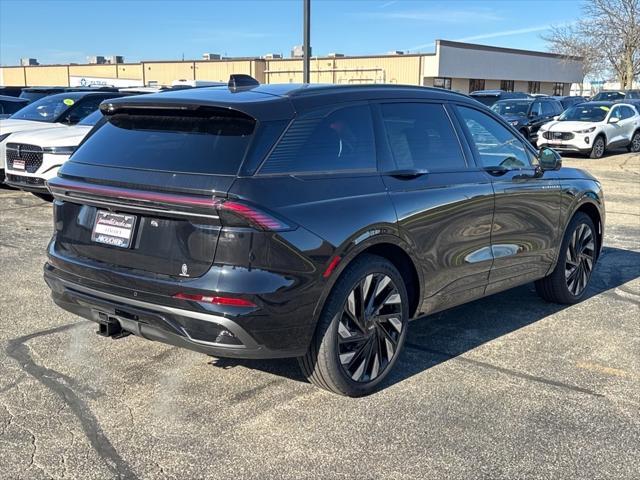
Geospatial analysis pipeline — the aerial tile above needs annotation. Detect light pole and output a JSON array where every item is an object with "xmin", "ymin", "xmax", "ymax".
[{"xmin": 303, "ymin": 0, "xmax": 311, "ymax": 83}]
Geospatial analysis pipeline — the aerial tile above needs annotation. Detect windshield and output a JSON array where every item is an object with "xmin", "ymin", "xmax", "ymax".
[
  {"xmin": 78, "ymin": 109, "xmax": 103, "ymax": 126},
  {"xmin": 592, "ymin": 91, "xmax": 624, "ymax": 101},
  {"xmin": 491, "ymin": 101, "xmax": 531, "ymax": 116},
  {"xmin": 559, "ymin": 104, "xmax": 610, "ymax": 122},
  {"xmin": 9, "ymin": 95, "xmax": 77, "ymax": 122}
]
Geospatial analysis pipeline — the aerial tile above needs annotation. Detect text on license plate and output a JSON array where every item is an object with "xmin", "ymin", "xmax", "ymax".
[
  {"xmin": 91, "ymin": 211, "xmax": 137, "ymax": 248},
  {"xmin": 12, "ymin": 159, "xmax": 25, "ymax": 170}
]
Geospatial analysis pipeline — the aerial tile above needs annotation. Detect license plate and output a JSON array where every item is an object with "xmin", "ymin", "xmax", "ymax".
[
  {"xmin": 91, "ymin": 211, "xmax": 137, "ymax": 248},
  {"xmin": 12, "ymin": 159, "xmax": 25, "ymax": 170}
]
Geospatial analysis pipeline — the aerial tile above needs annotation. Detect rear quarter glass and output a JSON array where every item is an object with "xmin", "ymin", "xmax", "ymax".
[{"xmin": 69, "ymin": 108, "xmax": 256, "ymax": 175}]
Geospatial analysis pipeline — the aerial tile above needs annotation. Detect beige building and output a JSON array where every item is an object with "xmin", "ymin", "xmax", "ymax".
[{"xmin": 0, "ymin": 40, "xmax": 583, "ymax": 95}]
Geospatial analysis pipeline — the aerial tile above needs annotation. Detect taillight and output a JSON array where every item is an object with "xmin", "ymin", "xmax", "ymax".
[
  {"xmin": 173, "ymin": 293, "xmax": 256, "ymax": 307},
  {"xmin": 213, "ymin": 198, "xmax": 293, "ymax": 231}
]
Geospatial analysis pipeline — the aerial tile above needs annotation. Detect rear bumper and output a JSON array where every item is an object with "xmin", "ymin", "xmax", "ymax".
[{"xmin": 44, "ymin": 263, "xmax": 310, "ymax": 359}]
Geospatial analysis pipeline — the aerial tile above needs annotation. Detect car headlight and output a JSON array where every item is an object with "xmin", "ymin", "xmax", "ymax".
[
  {"xmin": 573, "ymin": 127, "xmax": 596, "ymax": 134},
  {"xmin": 42, "ymin": 146, "xmax": 76, "ymax": 155},
  {"xmin": 0, "ymin": 132, "xmax": 11, "ymax": 143}
]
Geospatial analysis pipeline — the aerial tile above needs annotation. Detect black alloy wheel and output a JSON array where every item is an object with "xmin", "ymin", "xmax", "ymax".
[
  {"xmin": 564, "ymin": 222, "xmax": 596, "ymax": 296},
  {"xmin": 299, "ymin": 254, "xmax": 409, "ymax": 396},
  {"xmin": 535, "ymin": 212, "xmax": 597, "ymax": 304},
  {"xmin": 337, "ymin": 273, "xmax": 403, "ymax": 383}
]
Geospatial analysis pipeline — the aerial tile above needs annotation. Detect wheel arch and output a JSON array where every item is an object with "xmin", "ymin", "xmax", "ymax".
[{"xmin": 313, "ymin": 236, "xmax": 424, "ymax": 326}]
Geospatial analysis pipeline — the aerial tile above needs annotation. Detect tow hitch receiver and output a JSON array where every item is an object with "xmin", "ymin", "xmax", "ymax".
[{"xmin": 95, "ymin": 311, "xmax": 131, "ymax": 339}]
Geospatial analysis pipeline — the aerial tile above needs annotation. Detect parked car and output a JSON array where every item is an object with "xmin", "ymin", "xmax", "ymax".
[
  {"xmin": 19, "ymin": 86, "xmax": 120, "ymax": 103},
  {"xmin": 538, "ymin": 101, "xmax": 640, "ymax": 158},
  {"xmin": 553, "ymin": 95, "xmax": 587, "ymax": 109},
  {"xmin": 0, "ymin": 91, "xmax": 130, "ymax": 179},
  {"xmin": 491, "ymin": 97, "xmax": 564, "ymax": 142},
  {"xmin": 3, "ymin": 109, "xmax": 104, "ymax": 199},
  {"xmin": 470, "ymin": 89, "xmax": 529, "ymax": 107},
  {"xmin": 0, "ymin": 86, "xmax": 24, "ymax": 97},
  {"xmin": 591, "ymin": 90, "xmax": 640, "ymax": 101},
  {"xmin": 0, "ymin": 95, "xmax": 29, "ymax": 119},
  {"xmin": 45, "ymin": 81, "xmax": 605, "ymax": 396}
]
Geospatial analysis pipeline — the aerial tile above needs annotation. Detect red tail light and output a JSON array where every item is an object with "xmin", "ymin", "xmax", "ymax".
[
  {"xmin": 213, "ymin": 198, "xmax": 293, "ymax": 231},
  {"xmin": 173, "ymin": 293, "xmax": 256, "ymax": 307}
]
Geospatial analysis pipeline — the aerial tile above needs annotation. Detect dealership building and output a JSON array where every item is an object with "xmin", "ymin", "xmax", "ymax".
[{"xmin": 0, "ymin": 39, "xmax": 584, "ymax": 95}]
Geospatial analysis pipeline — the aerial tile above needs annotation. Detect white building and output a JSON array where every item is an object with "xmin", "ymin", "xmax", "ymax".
[{"xmin": 422, "ymin": 40, "xmax": 584, "ymax": 95}]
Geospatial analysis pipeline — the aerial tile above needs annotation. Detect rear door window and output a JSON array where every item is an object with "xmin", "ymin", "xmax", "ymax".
[
  {"xmin": 380, "ymin": 102, "xmax": 466, "ymax": 171},
  {"xmin": 70, "ymin": 108, "xmax": 256, "ymax": 175},
  {"xmin": 259, "ymin": 104, "xmax": 375, "ymax": 174}
]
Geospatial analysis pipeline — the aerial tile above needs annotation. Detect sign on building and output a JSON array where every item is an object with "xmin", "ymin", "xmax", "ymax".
[{"xmin": 69, "ymin": 76, "xmax": 143, "ymax": 88}]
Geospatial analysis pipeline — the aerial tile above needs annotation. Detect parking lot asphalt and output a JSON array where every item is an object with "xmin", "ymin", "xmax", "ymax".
[{"xmin": 0, "ymin": 151, "xmax": 638, "ymax": 480}]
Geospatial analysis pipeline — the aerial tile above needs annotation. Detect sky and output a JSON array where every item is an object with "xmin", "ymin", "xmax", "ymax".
[{"xmin": 0, "ymin": 0, "xmax": 584, "ymax": 65}]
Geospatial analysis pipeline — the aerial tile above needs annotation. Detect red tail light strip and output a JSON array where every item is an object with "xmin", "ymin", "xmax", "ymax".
[
  {"xmin": 48, "ymin": 177, "xmax": 217, "ymax": 208},
  {"xmin": 214, "ymin": 199, "xmax": 289, "ymax": 231}
]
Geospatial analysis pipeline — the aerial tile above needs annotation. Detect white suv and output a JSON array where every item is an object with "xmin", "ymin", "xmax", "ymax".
[
  {"xmin": 537, "ymin": 101, "xmax": 640, "ymax": 158},
  {"xmin": 2, "ymin": 109, "xmax": 103, "ymax": 199}
]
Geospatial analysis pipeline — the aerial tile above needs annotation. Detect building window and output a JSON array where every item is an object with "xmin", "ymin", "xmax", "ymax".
[
  {"xmin": 469, "ymin": 79, "xmax": 485, "ymax": 92},
  {"xmin": 500, "ymin": 80, "xmax": 514, "ymax": 92},
  {"xmin": 528, "ymin": 81, "xmax": 540, "ymax": 94},
  {"xmin": 433, "ymin": 77, "xmax": 452, "ymax": 90},
  {"xmin": 553, "ymin": 83, "xmax": 565, "ymax": 96}
]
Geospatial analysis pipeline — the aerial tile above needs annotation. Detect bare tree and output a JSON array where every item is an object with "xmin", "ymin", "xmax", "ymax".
[{"xmin": 544, "ymin": 0, "xmax": 640, "ymax": 90}]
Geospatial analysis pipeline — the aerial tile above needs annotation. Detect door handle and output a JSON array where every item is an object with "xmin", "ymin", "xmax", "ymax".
[
  {"xmin": 386, "ymin": 169, "xmax": 430, "ymax": 179},
  {"xmin": 483, "ymin": 166, "xmax": 509, "ymax": 176}
]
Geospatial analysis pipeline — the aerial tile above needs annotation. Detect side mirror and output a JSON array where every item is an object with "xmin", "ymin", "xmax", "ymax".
[
  {"xmin": 609, "ymin": 116, "xmax": 620, "ymax": 124},
  {"xmin": 538, "ymin": 147, "xmax": 562, "ymax": 171}
]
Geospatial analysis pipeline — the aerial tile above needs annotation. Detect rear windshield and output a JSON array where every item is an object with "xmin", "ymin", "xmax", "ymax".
[
  {"xmin": 70, "ymin": 108, "xmax": 256, "ymax": 175},
  {"xmin": 470, "ymin": 95, "xmax": 498, "ymax": 106}
]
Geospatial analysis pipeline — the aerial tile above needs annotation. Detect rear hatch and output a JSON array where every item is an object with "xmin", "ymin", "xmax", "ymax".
[{"xmin": 49, "ymin": 100, "xmax": 283, "ymax": 279}]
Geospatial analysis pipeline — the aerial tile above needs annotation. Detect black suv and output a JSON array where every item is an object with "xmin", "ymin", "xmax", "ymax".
[
  {"xmin": 491, "ymin": 97, "xmax": 564, "ymax": 142},
  {"xmin": 19, "ymin": 86, "xmax": 120, "ymax": 103},
  {"xmin": 553, "ymin": 95, "xmax": 586, "ymax": 109},
  {"xmin": 45, "ymin": 81, "xmax": 604, "ymax": 396},
  {"xmin": 591, "ymin": 90, "xmax": 640, "ymax": 101},
  {"xmin": 469, "ymin": 89, "xmax": 529, "ymax": 107}
]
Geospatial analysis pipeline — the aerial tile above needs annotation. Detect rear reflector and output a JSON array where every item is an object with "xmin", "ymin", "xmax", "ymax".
[
  {"xmin": 323, "ymin": 256, "xmax": 342, "ymax": 278},
  {"xmin": 173, "ymin": 293, "xmax": 256, "ymax": 307}
]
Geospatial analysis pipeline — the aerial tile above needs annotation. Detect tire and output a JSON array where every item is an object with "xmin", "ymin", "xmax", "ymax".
[
  {"xmin": 535, "ymin": 212, "xmax": 597, "ymax": 304},
  {"xmin": 589, "ymin": 135, "xmax": 606, "ymax": 159},
  {"xmin": 32, "ymin": 192, "xmax": 53, "ymax": 202},
  {"xmin": 299, "ymin": 254, "xmax": 409, "ymax": 396},
  {"xmin": 628, "ymin": 131, "xmax": 640, "ymax": 153}
]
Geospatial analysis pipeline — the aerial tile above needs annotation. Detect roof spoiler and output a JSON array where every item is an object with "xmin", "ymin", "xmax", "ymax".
[{"xmin": 228, "ymin": 74, "xmax": 259, "ymax": 92}]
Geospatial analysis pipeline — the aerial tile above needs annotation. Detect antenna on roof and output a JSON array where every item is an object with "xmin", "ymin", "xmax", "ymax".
[{"xmin": 228, "ymin": 74, "xmax": 260, "ymax": 92}]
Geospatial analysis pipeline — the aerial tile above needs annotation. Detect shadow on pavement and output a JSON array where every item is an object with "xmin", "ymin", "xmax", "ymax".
[{"xmin": 208, "ymin": 246, "xmax": 640, "ymax": 391}]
